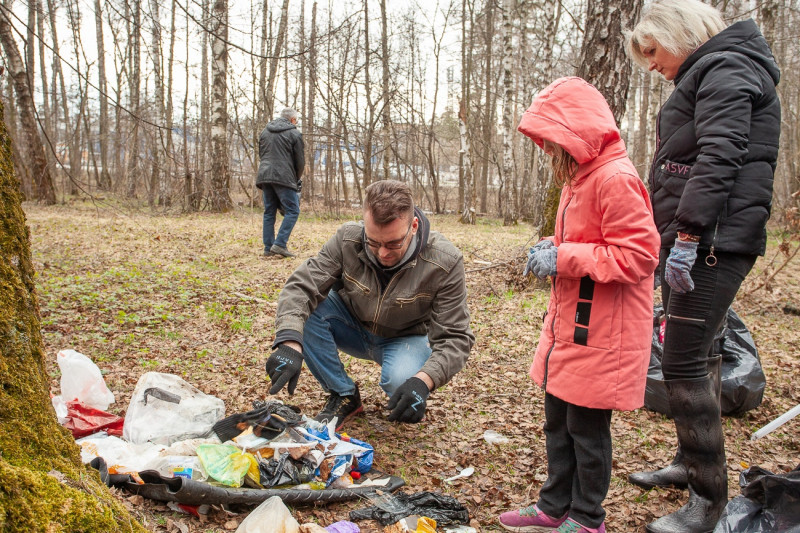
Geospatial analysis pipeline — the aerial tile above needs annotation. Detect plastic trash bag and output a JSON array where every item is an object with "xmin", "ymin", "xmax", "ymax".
[
  {"xmin": 76, "ymin": 433, "xmax": 165, "ymax": 474},
  {"xmin": 235, "ymin": 496, "xmax": 300, "ymax": 533},
  {"xmin": 196, "ymin": 444, "xmax": 258, "ymax": 487},
  {"xmin": 324, "ymin": 521, "xmax": 360, "ymax": 533},
  {"xmin": 349, "ymin": 491, "xmax": 469, "ymax": 526},
  {"xmin": 713, "ymin": 465, "xmax": 800, "ymax": 533},
  {"xmin": 259, "ymin": 452, "xmax": 316, "ymax": 488},
  {"xmin": 123, "ymin": 372, "xmax": 225, "ymax": 445},
  {"xmin": 646, "ymin": 305, "xmax": 766, "ymax": 416},
  {"xmin": 144, "ymin": 455, "xmax": 208, "ymax": 481},
  {"xmin": 60, "ymin": 400, "xmax": 124, "ymax": 438},
  {"xmin": 56, "ymin": 349, "xmax": 115, "ymax": 411}
]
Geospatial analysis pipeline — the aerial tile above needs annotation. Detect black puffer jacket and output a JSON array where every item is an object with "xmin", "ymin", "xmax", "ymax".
[
  {"xmin": 256, "ymin": 117, "xmax": 305, "ymax": 191},
  {"xmin": 649, "ymin": 19, "xmax": 780, "ymax": 256}
]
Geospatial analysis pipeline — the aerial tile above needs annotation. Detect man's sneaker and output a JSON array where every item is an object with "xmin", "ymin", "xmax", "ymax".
[
  {"xmin": 314, "ymin": 386, "xmax": 363, "ymax": 431},
  {"xmin": 498, "ymin": 504, "xmax": 567, "ymax": 532},
  {"xmin": 554, "ymin": 518, "xmax": 605, "ymax": 533},
  {"xmin": 270, "ymin": 244, "xmax": 296, "ymax": 258}
]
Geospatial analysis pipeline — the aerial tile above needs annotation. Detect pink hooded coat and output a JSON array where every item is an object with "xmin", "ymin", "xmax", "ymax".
[{"xmin": 518, "ymin": 77, "xmax": 660, "ymax": 411}]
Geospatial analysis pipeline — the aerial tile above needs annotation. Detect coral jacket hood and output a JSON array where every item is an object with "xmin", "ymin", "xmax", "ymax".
[{"xmin": 517, "ymin": 76, "xmax": 621, "ymax": 167}]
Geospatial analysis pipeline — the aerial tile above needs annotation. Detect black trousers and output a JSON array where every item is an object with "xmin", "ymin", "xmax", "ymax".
[
  {"xmin": 660, "ymin": 248, "xmax": 757, "ymax": 380},
  {"xmin": 537, "ymin": 393, "xmax": 612, "ymax": 528}
]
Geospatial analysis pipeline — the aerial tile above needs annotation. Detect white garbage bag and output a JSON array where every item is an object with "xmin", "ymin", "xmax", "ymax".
[{"xmin": 123, "ymin": 372, "xmax": 225, "ymax": 446}]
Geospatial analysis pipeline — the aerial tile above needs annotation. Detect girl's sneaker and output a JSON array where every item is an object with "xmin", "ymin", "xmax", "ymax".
[
  {"xmin": 554, "ymin": 518, "xmax": 606, "ymax": 533},
  {"xmin": 498, "ymin": 504, "xmax": 568, "ymax": 532}
]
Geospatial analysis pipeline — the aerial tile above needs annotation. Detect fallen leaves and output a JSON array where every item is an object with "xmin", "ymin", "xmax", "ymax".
[{"xmin": 26, "ymin": 205, "xmax": 800, "ymax": 532}]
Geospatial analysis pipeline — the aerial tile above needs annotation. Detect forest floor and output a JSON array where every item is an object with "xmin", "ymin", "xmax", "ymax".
[{"xmin": 24, "ymin": 199, "xmax": 800, "ymax": 532}]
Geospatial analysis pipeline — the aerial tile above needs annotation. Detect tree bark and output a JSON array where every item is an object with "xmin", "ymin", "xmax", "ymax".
[
  {"xmin": 380, "ymin": 0, "xmax": 391, "ymax": 182},
  {"xmin": 149, "ymin": 0, "xmax": 165, "ymax": 207},
  {"xmin": 126, "ymin": 0, "xmax": 141, "ymax": 198},
  {"xmin": 577, "ymin": 0, "xmax": 643, "ymax": 125},
  {"xmin": 265, "ymin": 0, "xmax": 290, "ymax": 120},
  {"xmin": 306, "ymin": 1, "xmax": 317, "ymax": 202},
  {"xmin": 208, "ymin": 0, "xmax": 232, "ymax": 211},
  {"xmin": 0, "ymin": 98, "xmax": 146, "ymax": 532},
  {"xmin": 0, "ymin": 7, "xmax": 56, "ymax": 204},
  {"xmin": 94, "ymin": 0, "xmax": 111, "ymax": 189},
  {"xmin": 500, "ymin": 0, "xmax": 515, "ymax": 225}
]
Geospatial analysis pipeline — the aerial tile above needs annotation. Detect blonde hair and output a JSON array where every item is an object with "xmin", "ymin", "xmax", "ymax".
[
  {"xmin": 549, "ymin": 144, "xmax": 578, "ymax": 187},
  {"xmin": 625, "ymin": 0, "xmax": 725, "ymax": 68}
]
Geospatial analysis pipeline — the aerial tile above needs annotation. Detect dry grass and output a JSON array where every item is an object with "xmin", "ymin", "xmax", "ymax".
[{"xmin": 25, "ymin": 199, "xmax": 800, "ymax": 532}]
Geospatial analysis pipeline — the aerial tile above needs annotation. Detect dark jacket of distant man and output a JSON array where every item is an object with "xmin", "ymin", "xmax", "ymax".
[{"xmin": 256, "ymin": 117, "xmax": 305, "ymax": 191}]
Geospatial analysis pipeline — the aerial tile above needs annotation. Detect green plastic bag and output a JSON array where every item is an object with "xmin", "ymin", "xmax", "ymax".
[{"xmin": 196, "ymin": 444, "xmax": 256, "ymax": 487}]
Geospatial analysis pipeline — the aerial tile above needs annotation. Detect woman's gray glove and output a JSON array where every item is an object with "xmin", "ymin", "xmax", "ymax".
[
  {"xmin": 523, "ymin": 240, "xmax": 554, "ymax": 277},
  {"xmin": 664, "ymin": 239, "xmax": 698, "ymax": 294}
]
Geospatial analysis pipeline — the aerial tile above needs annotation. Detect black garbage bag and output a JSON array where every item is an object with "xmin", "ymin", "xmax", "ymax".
[
  {"xmin": 349, "ymin": 490, "xmax": 469, "ymax": 526},
  {"xmin": 259, "ymin": 452, "xmax": 315, "ymax": 488},
  {"xmin": 646, "ymin": 305, "xmax": 766, "ymax": 416},
  {"xmin": 713, "ymin": 465, "xmax": 800, "ymax": 533}
]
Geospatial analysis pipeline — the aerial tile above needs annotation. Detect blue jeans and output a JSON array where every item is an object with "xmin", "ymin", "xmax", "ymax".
[
  {"xmin": 262, "ymin": 184, "xmax": 300, "ymax": 251},
  {"xmin": 302, "ymin": 291, "xmax": 432, "ymax": 397}
]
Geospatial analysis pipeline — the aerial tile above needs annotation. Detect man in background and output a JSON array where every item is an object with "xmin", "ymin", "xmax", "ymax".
[{"xmin": 256, "ymin": 107, "xmax": 304, "ymax": 258}]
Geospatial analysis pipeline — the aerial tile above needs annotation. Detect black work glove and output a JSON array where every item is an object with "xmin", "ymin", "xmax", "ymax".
[
  {"xmin": 265, "ymin": 344, "xmax": 303, "ymax": 395},
  {"xmin": 386, "ymin": 377, "xmax": 430, "ymax": 423}
]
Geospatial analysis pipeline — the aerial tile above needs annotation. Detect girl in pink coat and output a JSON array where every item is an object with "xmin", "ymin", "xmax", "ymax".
[{"xmin": 498, "ymin": 77, "xmax": 660, "ymax": 533}]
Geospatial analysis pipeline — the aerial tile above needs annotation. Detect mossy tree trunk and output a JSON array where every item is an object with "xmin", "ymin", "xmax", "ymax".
[{"xmin": 0, "ymin": 100, "xmax": 146, "ymax": 531}]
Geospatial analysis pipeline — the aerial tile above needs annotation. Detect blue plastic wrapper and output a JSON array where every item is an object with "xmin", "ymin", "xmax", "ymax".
[
  {"xmin": 327, "ymin": 455, "xmax": 352, "ymax": 486},
  {"xmin": 347, "ymin": 436, "xmax": 374, "ymax": 474}
]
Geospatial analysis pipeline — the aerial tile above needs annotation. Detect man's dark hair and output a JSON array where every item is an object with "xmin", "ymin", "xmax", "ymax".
[{"xmin": 364, "ymin": 180, "xmax": 414, "ymax": 225}]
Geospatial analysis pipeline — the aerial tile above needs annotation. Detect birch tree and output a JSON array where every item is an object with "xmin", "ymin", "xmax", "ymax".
[
  {"xmin": 0, "ymin": 3, "xmax": 56, "ymax": 204},
  {"xmin": 500, "ymin": 0, "xmax": 515, "ymax": 225},
  {"xmin": 94, "ymin": 0, "xmax": 111, "ymax": 189},
  {"xmin": 208, "ymin": 0, "xmax": 232, "ymax": 211}
]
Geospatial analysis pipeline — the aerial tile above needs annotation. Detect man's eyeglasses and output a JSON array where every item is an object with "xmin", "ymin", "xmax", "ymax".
[{"xmin": 365, "ymin": 223, "xmax": 413, "ymax": 250}]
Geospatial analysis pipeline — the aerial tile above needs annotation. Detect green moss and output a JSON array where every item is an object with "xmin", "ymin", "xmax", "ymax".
[{"xmin": 0, "ymin": 101, "xmax": 146, "ymax": 531}]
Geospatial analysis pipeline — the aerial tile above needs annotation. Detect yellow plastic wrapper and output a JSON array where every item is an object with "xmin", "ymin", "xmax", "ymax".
[{"xmin": 196, "ymin": 444, "xmax": 257, "ymax": 487}]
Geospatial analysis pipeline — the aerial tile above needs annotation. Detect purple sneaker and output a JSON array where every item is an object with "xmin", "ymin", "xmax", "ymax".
[
  {"xmin": 498, "ymin": 504, "xmax": 568, "ymax": 532},
  {"xmin": 554, "ymin": 518, "xmax": 606, "ymax": 533}
]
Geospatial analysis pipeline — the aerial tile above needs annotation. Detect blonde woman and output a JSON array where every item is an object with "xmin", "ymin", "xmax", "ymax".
[{"xmin": 625, "ymin": 1, "xmax": 780, "ymax": 532}]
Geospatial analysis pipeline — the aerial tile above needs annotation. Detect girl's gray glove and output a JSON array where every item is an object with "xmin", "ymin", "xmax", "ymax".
[
  {"xmin": 523, "ymin": 240, "xmax": 555, "ymax": 277},
  {"xmin": 530, "ymin": 246, "xmax": 558, "ymax": 279}
]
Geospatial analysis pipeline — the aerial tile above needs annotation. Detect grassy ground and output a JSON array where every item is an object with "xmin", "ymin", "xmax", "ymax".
[{"xmin": 24, "ymin": 199, "xmax": 800, "ymax": 532}]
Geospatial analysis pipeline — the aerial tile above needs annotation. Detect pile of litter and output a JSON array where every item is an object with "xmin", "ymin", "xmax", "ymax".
[
  {"xmin": 51, "ymin": 349, "xmax": 473, "ymax": 532},
  {"xmin": 52, "ymin": 350, "xmax": 401, "ymax": 504}
]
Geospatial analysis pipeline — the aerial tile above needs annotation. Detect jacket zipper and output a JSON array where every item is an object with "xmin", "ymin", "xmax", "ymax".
[
  {"xmin": 667, "ymin": 313, "xmax": 705, "ymax": 324},
  {"xmin": 370, "ymin": 263, "xmax": 413, "ymax": 334},
  {"xmin": 372, "ymin": 276, "xmax": 397, "ymax": 333},
  {"xmin": 705, "ymin": 219, "xmax": 720, "ymax": 267},
  {"xmin": 650, "ymin": 107, "xmax": 662, "ymax": 189},
  {"xmin": 343, "ymin": 272, "xmax": 371, "ymax": 294},
  {"xmin": 542, "ymin": 190, "xmax": 572, "ymax": 390}
]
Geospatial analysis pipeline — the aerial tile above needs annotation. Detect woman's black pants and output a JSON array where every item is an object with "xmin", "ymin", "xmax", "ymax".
[{"xmin": 660, "ymin": 248, "xmax": 757, "ymax": 380}]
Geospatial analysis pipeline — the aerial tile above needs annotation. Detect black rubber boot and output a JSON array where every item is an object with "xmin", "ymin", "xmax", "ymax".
[
  {"xmin": 629, "ymin": 356, "xmax": 721, "ymax": 491},
  {"xmin": 645, "ymin": 369, "xmax": 727, "ymax": 533}
]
